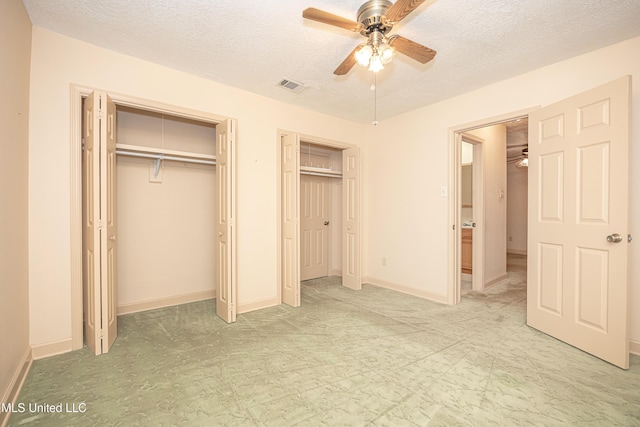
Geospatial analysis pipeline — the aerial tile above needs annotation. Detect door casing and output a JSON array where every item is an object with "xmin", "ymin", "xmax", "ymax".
[{"xmin": 448, "ymin": 107, "xmax": 537, "ymax": 304}]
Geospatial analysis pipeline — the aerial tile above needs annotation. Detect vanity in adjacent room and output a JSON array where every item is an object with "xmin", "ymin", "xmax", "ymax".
[
  {"xmin": 461, "ymin": 226, "xmax": 473, "ymax": 274},
  {"xmin": 461, "ymin": 162, "xmax": 473, "ymax": 274}
]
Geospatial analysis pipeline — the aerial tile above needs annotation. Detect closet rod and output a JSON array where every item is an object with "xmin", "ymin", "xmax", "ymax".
[
  {"xmin": 300, "ymin": 170, "xmax": 343, "ymax": 179},
  {"xmin": 116, "ymin": 150, "xmax": 216, "ymax": 166}
]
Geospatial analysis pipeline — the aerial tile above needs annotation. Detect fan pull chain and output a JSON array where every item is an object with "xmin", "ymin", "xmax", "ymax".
[{"xmin": 372, "ymin": 73, "xmax": 378, "ymax": 126}]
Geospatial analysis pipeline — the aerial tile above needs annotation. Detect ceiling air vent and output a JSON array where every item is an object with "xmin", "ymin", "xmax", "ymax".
[{"xmin": 277, "ymin": 78, "xmax": 307, "ymax": 94}]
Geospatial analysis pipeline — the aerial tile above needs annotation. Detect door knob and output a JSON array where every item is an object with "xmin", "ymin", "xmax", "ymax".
[
  {"xmin": 109, "ymin": 235, "xmax": 116, "ymax": 241},
  {"xmin": 324, "ymin": 221, "xmax": 330, "ymax": 226},
  {"xmin": 606, "ymin": 233, "xmax": 623, "ymax": 243}
]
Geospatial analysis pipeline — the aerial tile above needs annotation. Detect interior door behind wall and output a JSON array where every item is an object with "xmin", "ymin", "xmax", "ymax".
[{"xmin": 301, "ymin": 175, "xmax": 331, "ymax": 281}]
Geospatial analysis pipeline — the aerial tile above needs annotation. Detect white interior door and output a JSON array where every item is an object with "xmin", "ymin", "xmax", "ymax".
[
  {"xmin": 281, "ymin": 132, "xmax": 300, "ymax": 306},
  {"xmin": 342, "ymin": 147, "xmax": 361, "ymax": 290},
  {"xmin": 215, "ymin": 119, "xmax": 237, "ymax": 323},
  {"xmin": 527, "ymin": 76, "xmax": 631, "ymax": 369},
  {"xmin": 82, "ymin": 92, "xmax": 101, "ymax": 355},
  {"xmin": 301, "ymin": 175, "xmax": 331, "ymax": 281},
  {"xmin": 82, "ymin": 91, "xmax": 117, "ymax": 355}
]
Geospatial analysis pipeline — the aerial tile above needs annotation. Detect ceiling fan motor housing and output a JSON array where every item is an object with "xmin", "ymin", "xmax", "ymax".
[{"xmin": 357, "ymin": 0, "xmax": 394, "ymax": 35}]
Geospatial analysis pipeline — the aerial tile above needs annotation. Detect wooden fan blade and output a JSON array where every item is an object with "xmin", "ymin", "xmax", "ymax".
[
  {"xmin": 385, "ymin": 0, "xmax": 427, "ymax": 23},
  {"xmin": 334, "ymin": 45, "xmax": 360, "ymax": 75},
  {"xmin": 389, "ymin": 35, "xmax": 436, "ymax": 64},
  {"xmin": 303, "ymin": 8, "xmax": 362, "ymax": 32}
]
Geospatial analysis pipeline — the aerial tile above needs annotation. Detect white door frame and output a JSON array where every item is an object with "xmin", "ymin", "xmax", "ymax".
[
  {"xmin": 460, "ymin": 133, "xmax": 485, "ymax": 294},
  {"xmin": 277, "ymin": 130, "xmax": 361, "ymax": 305},
  {"xmin": 70, "ymin": 84, "xmax": 233, "ymax": 350},
  {"xmin": 447, "ymin": 107, "xmax": 537, "ymax": 304}
]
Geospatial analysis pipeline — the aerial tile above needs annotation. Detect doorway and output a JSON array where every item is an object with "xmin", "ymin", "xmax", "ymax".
[
  {"xmin": 448, "ymin": 78, "xmax": 630, "ymax": 368},
  {"xmin": 448, "ymin": 108, "xmax": 533, "ymax": 305},
  {"xmin": 278, "ymin": 130, "xmax": 361, "ymax": 307},
  {"xmin": 505, "ymin": 118, "xmax": 529, "ymax": 262},
  {"xmin": 71, "ymin": 85, "xmax": 237, "ymax": 354}
]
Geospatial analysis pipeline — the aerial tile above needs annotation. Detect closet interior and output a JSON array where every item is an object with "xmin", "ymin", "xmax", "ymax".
[
  {"xmin": 299, "ymin": 142, "xmax": 343, "ymax": 281},
  {"xmin": 89, "ymin": 104, "xmax": 218, "ymax": 316}
]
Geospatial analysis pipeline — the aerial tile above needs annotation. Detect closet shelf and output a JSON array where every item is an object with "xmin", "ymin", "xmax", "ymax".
[
  {"xmin": 116, "ymin": 143, "xmax": 216, "ymax": 162},
  {"xmin": 300, "ymin": 165, "xmax": 342, "ymax": 178}
]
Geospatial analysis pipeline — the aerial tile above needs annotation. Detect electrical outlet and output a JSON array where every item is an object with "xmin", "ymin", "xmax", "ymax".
[
  {"xmin": 440, "ymin": 186, "xmax": 448, "ymax": 197},
  {"xmin": 382, "ymin": 257, "xmax": 387, "ymax": 266}
]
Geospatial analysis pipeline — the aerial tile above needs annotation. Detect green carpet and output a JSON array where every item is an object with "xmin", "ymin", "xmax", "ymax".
[{"xmin": 8, "ymin": 265, "xmax": 640, "ymax": 425}]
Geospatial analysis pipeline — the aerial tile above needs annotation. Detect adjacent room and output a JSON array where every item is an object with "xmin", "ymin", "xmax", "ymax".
[{"xmin": 2, "ymin": 0, "xmax": 640, "ymax": 425}]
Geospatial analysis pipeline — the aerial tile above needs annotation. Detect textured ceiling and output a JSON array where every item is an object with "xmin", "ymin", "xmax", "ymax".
[{"xmin": 22, "ymin": 0, "xmax": 640, "ymax": 123}]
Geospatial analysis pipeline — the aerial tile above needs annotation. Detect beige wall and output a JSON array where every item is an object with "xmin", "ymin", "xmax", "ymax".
[
  {"xmin": 27, "ymin": 27, "xmax": 365, "ymax": 349},
  {"xmin": 363, "ymin": 36, "xmax": 640, "ymax": 342},
  {"xmin": 0, "ymin": 0, "xmax": 32, "ymax": 412}
]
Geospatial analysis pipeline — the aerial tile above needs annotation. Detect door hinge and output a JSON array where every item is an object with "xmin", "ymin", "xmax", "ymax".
[
  {"xmin": 98, "ymin": 219, "xmax": 104, "ymax": 230},
  {"xmin": 99, "ymin": 329, "xmax": 104, "ymax": 339}
]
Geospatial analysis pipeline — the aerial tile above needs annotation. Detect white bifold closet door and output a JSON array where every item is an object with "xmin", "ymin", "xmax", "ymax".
[
  {"xmin": 83, "ymin": 93, "xmax": 238, "ymax": 354},
  {"xmin": 281, "ymin": 132, "xmax": 300, "ymax": 307},
  {"xmin": 342, "ymin": 146, "xmax": 361, "ymax": 290},
  {"xmin": 215, "ymin": 118, "xmax": 237, "ymax": 323},
  {"xmin": 83, "ymin": 91, "xmax": 118, "ymax": 355}
]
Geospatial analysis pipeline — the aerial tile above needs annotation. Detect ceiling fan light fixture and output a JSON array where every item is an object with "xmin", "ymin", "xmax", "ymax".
[
  {"xmin": 355, "ymin": 44, "xmax": 373, "ymax": 67},
  {"xmin": 368, "ymin": 54, "xmax": 384, "ymax": 72},
  {"xmin": 355, "ymin": 30, "xmax": 393, "ymax": 73},
  {"xmin": 303, "ymin": 1, "xmax": 436, "ymax": 76},
  {"xmin": 379, "ymin": 43, "xmax": 395, "ymax": 64},
  {"xmin": 515, "ymin": 147, "xmax": 529, "ymax": 168}
]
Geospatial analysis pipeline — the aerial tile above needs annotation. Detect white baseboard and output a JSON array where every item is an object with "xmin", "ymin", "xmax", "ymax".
[
  {"xmin": 507, "ymin": 249, "xmax": 527, "ymax": 256},
  {"xmin": 238, "ymin": 297, "xmax": 280, "ymax": 314},
  {"xmin": 484, "ymin": 273, "xmax": 509, "ymax": 290},
  {"xmin": 630, "ymin": 340, "xmax": 640, "ymax": 356},
  {"xmin": 31, "ymin": 338, "xmax": 72, "ymax": 360},
  {"xmin": 364, "ymin": 277, "xmax": 448, "ymax": 304},
  {"xmin": 0, "ymin": 347, "xmax": 32, "ymax": 427},
  {"xmin": 117, "ymin": 290, "xmax": 215, "ymax": 315}
]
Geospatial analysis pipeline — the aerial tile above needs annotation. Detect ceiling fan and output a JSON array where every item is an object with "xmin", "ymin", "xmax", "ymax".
[{"xmin": 303, "ymin": 0, "xmax": 436, "ymax": 75}]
